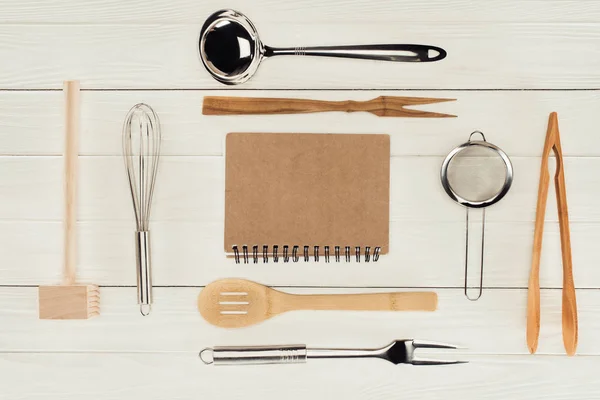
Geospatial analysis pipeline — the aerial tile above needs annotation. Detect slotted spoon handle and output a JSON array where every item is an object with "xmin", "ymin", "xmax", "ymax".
[{"xmin": 282, "ymin": 292, "xmax": 437, "ymax": 312}]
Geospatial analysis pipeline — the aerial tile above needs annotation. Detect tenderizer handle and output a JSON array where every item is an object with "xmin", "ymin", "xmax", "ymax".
[{"xmin": 63, "ymin": 80, "xmax": 80, "ymax": 285}]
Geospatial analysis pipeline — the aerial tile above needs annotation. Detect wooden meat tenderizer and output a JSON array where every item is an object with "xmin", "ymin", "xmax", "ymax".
[{"xmin": 38, "ymin": 81, "xmax": 100, "ymax": 319}]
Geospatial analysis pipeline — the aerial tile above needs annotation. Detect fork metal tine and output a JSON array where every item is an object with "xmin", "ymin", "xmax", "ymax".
[
  {"xmin": 411, "ymin": 340, "xmax": 459, "ymax": 350},
  {"xmin": 408, "ymin": 340, "xmax": 467, "ymax": 365},
  {"xmin": 411, "ymin": 358, "xmax": 468, "ymax": 366}
]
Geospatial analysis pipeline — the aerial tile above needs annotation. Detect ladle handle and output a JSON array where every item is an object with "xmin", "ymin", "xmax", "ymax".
[{"xmin": 266, "ymin": 44, "xmax": 446, "ymax": 62}]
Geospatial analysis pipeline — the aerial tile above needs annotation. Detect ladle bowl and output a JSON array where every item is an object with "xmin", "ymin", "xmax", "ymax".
[{"xmin": 199, "ymin": 9, "xmax": 447, "ymax": 85}]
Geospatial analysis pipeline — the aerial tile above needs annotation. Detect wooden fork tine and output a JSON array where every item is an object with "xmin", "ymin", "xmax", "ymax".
[
  {"xmin": 395, "ymin": 96, "xmax": 456, "ymax": 105},
  {"xmin": 375, "ymin": 96, "xmax": 456, "ymax": 118}
]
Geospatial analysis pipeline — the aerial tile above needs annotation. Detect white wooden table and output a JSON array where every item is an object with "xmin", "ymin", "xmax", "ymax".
[{"xmin": 1, "ymin": 1, "xmax": 599, "ymax": 398}]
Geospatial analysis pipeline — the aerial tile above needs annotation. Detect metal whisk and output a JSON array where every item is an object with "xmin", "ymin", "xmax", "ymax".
[{"xmin": 122, "ymin": 103, "xmax": 161, "ymax": 316}]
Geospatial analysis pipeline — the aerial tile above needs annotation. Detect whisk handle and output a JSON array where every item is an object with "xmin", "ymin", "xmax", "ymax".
[{"xmin": 135, "ymin": 231, "xmax": 152, "ymax": 315}]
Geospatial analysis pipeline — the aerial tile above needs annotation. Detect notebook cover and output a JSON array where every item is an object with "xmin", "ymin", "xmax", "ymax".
[{"xmin": 224, "ymin": 133, "xmax": 390, "ymax": 255}]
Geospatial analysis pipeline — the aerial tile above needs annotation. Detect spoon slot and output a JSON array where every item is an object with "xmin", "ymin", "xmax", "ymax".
[
  {"xmin": 220, "ymin": 291, "xmax": 248, "ymax": 296},
  {"xmin": 220, "ymin": 310, "xmax": 249, "ymax": 315}
]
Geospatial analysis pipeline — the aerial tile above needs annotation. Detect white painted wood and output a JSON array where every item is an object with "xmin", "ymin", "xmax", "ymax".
[
  {"xmin": 0, "ymin": 156, "xmax": 598, "ymax": 222},
  {"xmin": 2, "ymin": 90, "xmax": 600, "ymax": 157},
  {"xmin": 1, "ymin": 220, "xmax": 599, "ymax": 288},
  {"xmin": 2, "ymin": 0, "xmax": 599, "ymax": 23},
  {"xmin": 2, "ymin": 1, "xmax": 600, "ymax": 398},
  {"xmin": 1, "ymin": 23, "xmax": 600, "ymax": 89},
  {"xmin": 2, "ymin": 352, "xmax": 598, "ymax": 400},
  {"xmin": 1, "ymin": 287, "xmax": 599, "ymax": 355}
]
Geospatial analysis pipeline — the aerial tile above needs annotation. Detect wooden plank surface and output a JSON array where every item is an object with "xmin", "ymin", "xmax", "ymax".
[
  {"xmin": 1, "ymin": 90, "xmax": 600, "ymax": 157},
  {"xmin": 1, "ymin": 352, "xmax": 599, "ymax": 400},
  {"xmin": 1, "ymin": 0, "xmax": 599, "ymax": 23},
  {"xmin": 1, "ymin": 156, "xmax": 599, "ymax": 223},
  {"xmin": 1, "ymin": 220, "xmax": 600, "ymax": 288},
  {"xmin": 1, "ymin": 287, "xmax": 600, "ymax": 355},
  {"xmin": 2, "ymin": 0, "xmax": 600, "ymax": 398},
  {"xmin": 0, "ymin": 23, "xmax": 600, "ymax": 89}
]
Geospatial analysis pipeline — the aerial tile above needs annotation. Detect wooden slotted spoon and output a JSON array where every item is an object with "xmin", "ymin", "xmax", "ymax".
[{"xmin": 198, "ymin": 278, "xmax": 438, "ymax": 328}]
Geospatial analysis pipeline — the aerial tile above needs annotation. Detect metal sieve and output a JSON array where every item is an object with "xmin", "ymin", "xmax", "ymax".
[{"xmin": 441, "ymin": 131, "xmax": 513, "ymax": 300}]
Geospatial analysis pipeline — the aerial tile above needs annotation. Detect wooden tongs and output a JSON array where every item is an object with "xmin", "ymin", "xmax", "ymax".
[
  {"xmin": 202, "ymin": 96, "xmax": 456, "ymax": 118},
  {"xmin": 527, "ymin": 112, "xmax": 578, "ymax": 356}
]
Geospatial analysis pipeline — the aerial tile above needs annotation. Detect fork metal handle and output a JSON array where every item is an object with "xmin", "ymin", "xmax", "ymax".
[
  {"xmin": 207, "ymin": 345, "xmax": 385, "ymax": 366},
  {"xmin": 210, "ymin": 345, "xmax": 307, "ymax": 365}
]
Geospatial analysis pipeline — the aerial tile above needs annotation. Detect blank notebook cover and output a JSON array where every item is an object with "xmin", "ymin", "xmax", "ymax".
[{"xmin": 224, "ymin": 133, "xmax": 390, "ymax": 259}]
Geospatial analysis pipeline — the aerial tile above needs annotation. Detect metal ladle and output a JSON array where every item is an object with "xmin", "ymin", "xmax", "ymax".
[{"xmin": 198, "ymin": 9, "xmax": 447, "ymax": 85}]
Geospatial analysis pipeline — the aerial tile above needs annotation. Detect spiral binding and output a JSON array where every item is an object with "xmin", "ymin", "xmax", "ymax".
[{"xmin": 232, "ymin": 245, "xmax": 381, "ymax": 264}]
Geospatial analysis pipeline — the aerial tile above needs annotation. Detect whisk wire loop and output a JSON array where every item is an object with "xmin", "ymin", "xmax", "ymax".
[
  {"xmin": 123, "ymin": 103, "xmax": 161, "ymax": 231},
  {"xmin": 122, "ymin": 103, "xmax": 161, "ymax": 316}
]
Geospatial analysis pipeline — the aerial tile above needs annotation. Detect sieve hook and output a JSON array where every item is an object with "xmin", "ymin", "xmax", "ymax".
[{"xmin": 468, "ymin": 131, "xmax": 487, "ymax": 142}]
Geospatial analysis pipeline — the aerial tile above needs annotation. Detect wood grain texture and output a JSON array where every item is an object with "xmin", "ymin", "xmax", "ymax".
[
  {"xmin": 2, "ymin": 156, "xmax": 600, "ymax": 223},
  {"xmin": 528, "ymin": 113, "xmax": 578, "ymax": 355},
  {"xmin": 550, "ymin": 117, "xmax": 579, "ymax": 356},
  {"xmin": 202, "ymin": 96, "xmax": 456, "ymax": 118},
  {"xmin": 37, "ymin": 82, "xmax": 99, "ymax": 320},
  {"xmin": 62, "ymin": 81, "xmax": 79, "ymax": 285},
  {"xmin": 2, "ymin": 220, "xmax": 600, "ymax": 287},
  {"xmin": 1, "ymin": 352, "xmax": 599, "ymax": 400},
  {"xmin": 2, "ymin": 0, "xmax": 599, "ymax": 23},
  {"xmin": 198, "ymin": 279, "xmax": 437, "ymax": 328},
  {"xmin": 0, "ymin": 23, "xmax": 600, "ymax": 88},
  {"xmin": 38, "ymin": 284, "xmax": 100, "ymax": 319},
  {"xmin": 2, "ymin": 1, "xmax": 600, "ymax": 398},
  {"xmin": 2, "ymin": 91, "xmax": 600, "ymax": 157},
  {"xmin": 2, "ymin": 287, "xmax": 600, "ymax": 355}
]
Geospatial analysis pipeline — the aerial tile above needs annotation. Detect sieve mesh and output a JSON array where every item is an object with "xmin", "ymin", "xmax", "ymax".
[{"xmin": 446, "ymin": 144, "xmax": 508, "ymax": 203}]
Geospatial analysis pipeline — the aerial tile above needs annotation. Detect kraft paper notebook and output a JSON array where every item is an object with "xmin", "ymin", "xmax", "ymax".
[{"xmin": 225, "ymin": 133, "xmax": 390, "ymax": 263}]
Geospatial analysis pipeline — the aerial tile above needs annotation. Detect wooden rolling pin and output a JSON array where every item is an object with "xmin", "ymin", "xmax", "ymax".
[{"xmin": 203, "ymin": 96, "xmax": 456, "ymax": 118}]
